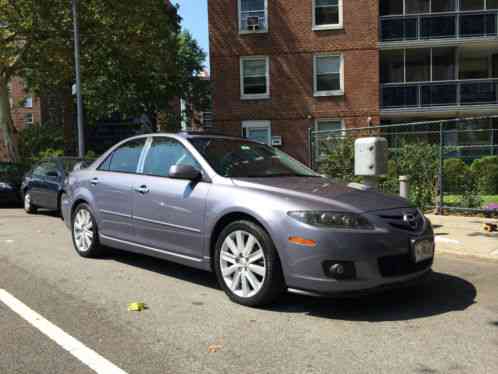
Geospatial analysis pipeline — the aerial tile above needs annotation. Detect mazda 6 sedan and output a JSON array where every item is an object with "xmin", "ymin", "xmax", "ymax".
[{"xmin": 62, "ymin": 132, "xmax": 434, "ymax": 307}]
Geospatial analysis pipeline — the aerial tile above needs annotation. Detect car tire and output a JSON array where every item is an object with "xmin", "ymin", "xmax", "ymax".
[
  {"xmin": 71, "ymin": 203, "xmax": 104, "ymax": 258},
  {"xmin": 24, "ymin": 191, "xmax": 37, "ymax": 214},
  {"xmin": 214, "ymin": 220, "xmax": 285, "ymax": 307}
]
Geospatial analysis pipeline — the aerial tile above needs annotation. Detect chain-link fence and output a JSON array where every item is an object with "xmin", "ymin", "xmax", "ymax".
[{"xmin": 309, "ymin": 116, "xmax": 498, "ymax": 213}]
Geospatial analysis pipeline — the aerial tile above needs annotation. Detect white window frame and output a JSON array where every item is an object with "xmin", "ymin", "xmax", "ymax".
[
  {"xmin": 24, "ymin": 112, "xmax": 34, "ymax": 127},
  {"xmin": 201, "ymin": 112, "xmax": 213, "ymax": 127},
  {"xmin": 312, "ymin": 0, "xmax": 343, "ymax": 31},
  {"xmin": 238, "ymin": 0, "xmax": 268, "ymax": 34},
  {"xmin": 240, "ymin": 56, "xmax": 270, "ymax": 100},
  {"xmin": 24, "ymin": 96, "xmax": 33, "ymax": 108},
  {"xmin": 313, "ymin": 53, "xmax": 344, "ymax": 97},
  {"xmin": 241, "ymin": 120, "xmax": 272, "ymax": 145}
]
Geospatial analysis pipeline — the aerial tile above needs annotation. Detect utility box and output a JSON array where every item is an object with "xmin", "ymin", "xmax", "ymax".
[{"xmin": 354, "ymin": 137, "xmax": 388, "ymax": 176}]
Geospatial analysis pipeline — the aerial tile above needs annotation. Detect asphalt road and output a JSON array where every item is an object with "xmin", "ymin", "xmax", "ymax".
[{"xmin": 1, "ymin": 208, "xmax": 498, "ymax": 374}]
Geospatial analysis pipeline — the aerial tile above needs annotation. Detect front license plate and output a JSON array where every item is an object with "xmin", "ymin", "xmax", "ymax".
[{"xmin": 412, "ymin": 239, "xmax": 434, "ymax": 263}]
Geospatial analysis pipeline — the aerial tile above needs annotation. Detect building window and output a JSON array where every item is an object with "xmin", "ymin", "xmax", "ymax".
[
  {"xmin": 315, "ymin": 119, "xmax": 344, "ymax": 133},
  {"xmin": 239, "ymin": 0, "xmax": 267, "ymax": 33},
  {"xmin": 242, "ymin": 121, "xmax": 271, "ymax": 145},
  {"xmin": 313, "ymin": 0, "xmax": 343, "ymax": 30},
  {"xmin": 405, "ymin": 48, "xmax": 430, "ymax": 82},
  {"xmin": 460, "ymin": 0, "xmax": 484, "ymax": 10},
  {"xmin": 24, "ymin": 96, "xmax": 33, "ymax": 108},
  {"xmin": 314, "ymin": 54, "xmax": 344, "ymax": 96},
  {"xmin": 240, "ymin": 56, "xmax": 270, "ymax": 99},
  {"xmin": 202, "ymin": 112, "xmax": 213, "ymax": 128},
  {"xmin": 24, "ymin": 113, "xmax": 34, "ymax": 127}
]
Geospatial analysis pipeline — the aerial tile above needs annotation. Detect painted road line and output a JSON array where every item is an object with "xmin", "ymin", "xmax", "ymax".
[
  {"xmin": 435, "ymin": 236, "xmax": 460, "ymax": 245},
  {"xmin": 0, "ymin": 289, "xmax": 128, "ymax": 374}
]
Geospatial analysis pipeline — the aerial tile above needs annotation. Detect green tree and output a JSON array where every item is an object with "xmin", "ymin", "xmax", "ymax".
[{"xmin": 1, "ymin": 0, "xmax": 180, "ymax": 161}]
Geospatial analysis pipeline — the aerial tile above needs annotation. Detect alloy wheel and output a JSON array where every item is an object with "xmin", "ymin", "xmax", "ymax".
[
  {"xmin": 73, "ymin": 208, "xmax": 94, "ymax": 252},
  {"xmin": 220, "ymin": 230, "xmax": 266, "ymax": 298}
]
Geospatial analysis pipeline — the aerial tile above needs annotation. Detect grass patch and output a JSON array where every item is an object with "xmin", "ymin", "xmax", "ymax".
[{"xmin": 444, "ymin": 195, "xmax": 498, "ymax": 207}]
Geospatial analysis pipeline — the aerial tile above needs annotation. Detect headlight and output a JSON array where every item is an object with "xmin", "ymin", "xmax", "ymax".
[
  {"xmin": 288, "ymin": 211, "xmax": 374, "ymax": 230},
  {"xmin": 0, "ymin": 182, "xmax": 13, "ymax": 190}
]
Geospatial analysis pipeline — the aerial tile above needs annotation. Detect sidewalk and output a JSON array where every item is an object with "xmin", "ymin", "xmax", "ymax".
[{"xmin": 427, "ymin": 214, "xmax": 498, "ymax": 261}]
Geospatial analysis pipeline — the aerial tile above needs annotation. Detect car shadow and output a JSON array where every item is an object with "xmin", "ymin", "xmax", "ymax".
[
  {"xmin": 269, "ymin": 272, "xmax": 477, "ymax": 322},
  {"xmin": 103, "ymin": 248, "xmax": 219, "ymax": 290},
  {"xmin": 102, "ymin": 249, "xmax": 476, "ymax": 322}
]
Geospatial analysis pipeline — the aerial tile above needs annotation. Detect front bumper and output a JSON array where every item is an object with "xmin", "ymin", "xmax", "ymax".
[{"xmin": 280, "ymin": 211, "xmax": 435, "ymax": 295}]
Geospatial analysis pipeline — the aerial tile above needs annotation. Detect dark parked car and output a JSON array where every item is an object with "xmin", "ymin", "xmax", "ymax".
[
  {"xmin": 22, "ymin": 157, "xmax": 92, "ymax": 214},
  {"xmin": 62, "ymin": 133, "xmax": 434, "ymax": 307},
  {"xmin": 0, "ymin": 162, "xmax": 25, "ymax": 206}
]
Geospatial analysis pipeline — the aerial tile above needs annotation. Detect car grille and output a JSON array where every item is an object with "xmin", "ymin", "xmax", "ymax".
[
  {"xmin": 378, "ymin": 254, "xmax": 433, "ymax": 278},
  {"xmin": 376, "ymin": 208, "xmax": 425, "ymax": 233}
]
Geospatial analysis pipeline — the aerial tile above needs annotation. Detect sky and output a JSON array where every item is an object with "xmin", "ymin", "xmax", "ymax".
[{"xmin": 174, "ymin": 0, "xmax": 210, "ymax": 71}]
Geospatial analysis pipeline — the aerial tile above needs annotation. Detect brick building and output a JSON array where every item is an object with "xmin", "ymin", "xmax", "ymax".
[
  {"xmin": 208, "ymin": 0, "xmax": 379, "ymax": 162},
  {"xmin": 208, "ymin": 0, "xmax": 498, "ymax": 163},
  {"xmin": 0, "ymin": 78, "xmax": 44, "ymax": 161}
]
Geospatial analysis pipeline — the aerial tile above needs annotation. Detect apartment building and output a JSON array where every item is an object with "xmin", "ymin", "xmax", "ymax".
[
  {"xmin": 208, "ymin": 0, "xmax": 498, "ymax": 162},
  {"xmin": 208, "ymin": 0, "xmax": 379, "ymax": 162}
]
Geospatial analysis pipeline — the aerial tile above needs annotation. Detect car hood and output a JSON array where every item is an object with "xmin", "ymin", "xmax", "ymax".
[{"xmin": 232, "ymin": 177, "xmax": 410, "ymax": 213}]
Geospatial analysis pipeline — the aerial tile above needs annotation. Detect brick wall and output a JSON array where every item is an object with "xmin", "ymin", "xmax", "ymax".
[
  {"xmin": 0, "ymin": 77, "xmax": 43, "ymax": 161},
  {"xmin": 208, "ymin": 0, "xmax": 380, "ymax": 163}
]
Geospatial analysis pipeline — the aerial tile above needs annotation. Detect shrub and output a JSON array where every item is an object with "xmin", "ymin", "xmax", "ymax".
[
  {"xmin": 471, "ymin": 156, "xmax": 498, "ymax": 195},
  {"xmin": 443, "ymin": 158, "xmax": 473, "ymax": 194}
]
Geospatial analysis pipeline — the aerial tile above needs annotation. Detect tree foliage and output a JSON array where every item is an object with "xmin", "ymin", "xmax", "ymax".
[{"xmin": 1, "ymin": 0, "xmax": 187, "ymax": 161}]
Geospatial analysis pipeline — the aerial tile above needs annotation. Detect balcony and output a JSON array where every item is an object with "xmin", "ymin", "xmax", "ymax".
[
  {"xmin": 381, "ymin": 79, "xmax": 498, "ymax": 109},
  {"xmin": 380, "ymin": 11, "xmax": 498, "ymax": 42}
]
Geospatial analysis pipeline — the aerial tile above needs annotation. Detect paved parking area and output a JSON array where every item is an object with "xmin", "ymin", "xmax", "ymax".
[{"xmin": 1, "ymin": 208, "xmax": 498, "ymax": 374}]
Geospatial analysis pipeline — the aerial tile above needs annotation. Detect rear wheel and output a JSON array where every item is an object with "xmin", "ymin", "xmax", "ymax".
[
  {"xmin": 24, "ymin": 191, "xmax": 37, "ymax": 214},
  {"xmin": 71, "ymin": 204, "xmax": 103, "ymax": 258},
  {"xmin": 214, "ymin": 220, "xmax": 285, "ymax": 307}
]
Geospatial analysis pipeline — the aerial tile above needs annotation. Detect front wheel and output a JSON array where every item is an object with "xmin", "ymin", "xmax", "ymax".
[
  {"xmin": 71, "ymin": 204, "xmax": 103, "ymax": 258},
  {"xmin": 24, "ymin": 191, "xmax": 37, "ymax": 214},
  {"xmin": 214, "ymin": 220, "xmax": 285, "ymax": 307}
]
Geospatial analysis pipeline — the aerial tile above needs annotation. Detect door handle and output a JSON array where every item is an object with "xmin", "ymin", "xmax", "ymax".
[
  {"xmin": 90, "ymin": 177, "xmax": 99, "ymax": 186},
  {"xmin": 135, "ymin": 185, "xmax": 150, "ymax": 194}
]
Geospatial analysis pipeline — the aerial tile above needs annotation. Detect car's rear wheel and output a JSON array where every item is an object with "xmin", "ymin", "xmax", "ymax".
[
  {"xmin": 24, "ymin": 191, "xmax": 37, "ymax": 214},
  {"xmin": 214, "ymin": 220, "xmax": 284, "ymax": 307},
  {"xmin": 71, "ymin": 204, "xmax": 103, "ymax": 258}
]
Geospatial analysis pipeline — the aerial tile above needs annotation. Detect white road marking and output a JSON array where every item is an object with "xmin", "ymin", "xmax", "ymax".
[
  {"xmin": 435, "ymin": 236, "xmax": 460, "ymax": 245},
  {"xmin": 0, "ymin": 289, "xmax": 128, "ymax": 374}
]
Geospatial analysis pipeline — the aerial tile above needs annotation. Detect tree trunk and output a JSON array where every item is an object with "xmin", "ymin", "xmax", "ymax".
[{"xmin": 0, "ymin": 76, "xmax": 19, "ymax": 162}]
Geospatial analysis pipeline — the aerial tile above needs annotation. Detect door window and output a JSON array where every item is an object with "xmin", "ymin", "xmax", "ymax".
[
  {"xmin": 102, "ymin": 138, "xmax": 146, "ymax": 174},
  {"xmin": 32, "ymin": 161, "xmax": 58, "ymax": 178},
  {"xmin": 143, "ymin": 138, "xmax": 200, "ymax": 177}
]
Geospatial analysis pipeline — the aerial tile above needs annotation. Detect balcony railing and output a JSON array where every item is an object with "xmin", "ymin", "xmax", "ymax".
[
  {"xmin": 380, "ymin": 11, "xmax": 498, "ymax": 42},
  {"xmin": 381, "ymin": 79, "xmax": 498, "ymax": 109}
]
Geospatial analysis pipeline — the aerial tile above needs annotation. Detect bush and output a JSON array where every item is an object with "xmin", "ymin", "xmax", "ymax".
[
  {"xmin": 318, "ymin": 136, "xmax": 360, "ymax": 183},
  {"xmin": 471, "ymin": 156, "xmax": 498, "ymax": 195},
  {"xmin": 443, "ymin": 158, "xmax": 473, "ymax": 194}
]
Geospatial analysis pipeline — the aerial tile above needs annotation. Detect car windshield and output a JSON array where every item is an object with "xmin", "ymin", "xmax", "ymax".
[{"xmin": 189, "ymin": 138, "xmax": 320, "ymax": 178}]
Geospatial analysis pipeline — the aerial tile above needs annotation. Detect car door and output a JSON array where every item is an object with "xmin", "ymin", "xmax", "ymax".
[
  {"xmin": 132, "ymin": 137, "xmax": 210, "ymax": 259},
  {"xmin": 28, "ymin": 164, "xmax": 47, "ymax": 206},
  {"xmin": 29, "ymin": 160, "xmax": 58, "ymax": 207},
  {"xmin": 43, "ymin": 160, "xmax": 63, "ymax": 209},
  {"xmin": 91, "ymin": 138, "xmax": 147, "ymax": 243}
]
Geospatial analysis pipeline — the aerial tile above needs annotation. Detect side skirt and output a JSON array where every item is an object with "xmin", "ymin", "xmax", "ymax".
[{"xmin": 100, "ymin": 234, "xmax": 211, "ymax": 272}]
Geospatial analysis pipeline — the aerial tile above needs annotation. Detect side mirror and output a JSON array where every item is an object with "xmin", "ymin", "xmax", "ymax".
[{"xmin": 169, "ymin": 165, "xmax": 202, "ymax": 181}]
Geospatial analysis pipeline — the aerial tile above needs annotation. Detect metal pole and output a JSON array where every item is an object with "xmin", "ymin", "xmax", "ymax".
[
  {"xmin": 437, "ymin": 121, "xmax": 444, "ymax": 215},
  {"xmin": 72, "ymin": 0, "xmax": 85, "ymax": 158}
]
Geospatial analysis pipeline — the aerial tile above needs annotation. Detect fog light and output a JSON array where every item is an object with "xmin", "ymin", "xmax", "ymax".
[
  {"xmin": 330, "ymin": 263, "xmax": 344, "ymax": 275},
  {"xmin": 322, "ymin": 261, "xmax": 356, "ymax": 280}
]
